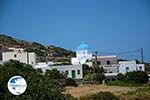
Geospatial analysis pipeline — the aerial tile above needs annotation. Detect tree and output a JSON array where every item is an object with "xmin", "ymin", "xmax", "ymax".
[
  {"xmin": 45, "ymin": 69, "xmax": 65, "ymax": 79},
  {"xmin": 0, "ymin": 60, "xmax": 76, "ymax": 100},
  {"xmin": 83, "ymin": 64, "xmax": 105, "ymax": 84},
  {"xmin": 91, "ymin": 73, "xmax": 105, "ymax": 83},
  {"xmin": 92, "ymin": 66, "xmax": 104, "ymax": 73},
  {"xmin": 83, "ymin": 73, "xmax": 105, "ymax": 84},
  {"xmin": 82, "ymin": 64, "xmax": 91, "ymax": 77}
]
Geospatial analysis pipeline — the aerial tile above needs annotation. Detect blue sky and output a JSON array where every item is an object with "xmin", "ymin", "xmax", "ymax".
[{"xmin": 0, "ymin": 0, "xmax": 150, "ymax": 62}]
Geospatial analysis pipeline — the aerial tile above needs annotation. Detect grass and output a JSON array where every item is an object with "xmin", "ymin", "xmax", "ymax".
[
  {"xmin": 119, "ymin": 86, "xmax": 150, "ymax": 100},
  {"xmin": 107, "ymin": 80, "xmax": 143, "ymax": 87},
  {"xmin": 64, "ymin": 84, "xmax": 136, "ymax": 98},
  {"xmin": 122, "ymin": 86, "xmax": 150, "ymax": 96}
]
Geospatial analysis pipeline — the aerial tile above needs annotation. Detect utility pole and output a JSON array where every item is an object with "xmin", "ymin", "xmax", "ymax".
[
  {"xmin": 95, "ymin": 51, "xmax": 98, "ymax": 67},
  {"xmin": 0, "ymin": 46, "xmax": 1, "ymax": 60},
  {"xmin": 141, "ymin": 48, "xmax": 144, "ymax": 63}
]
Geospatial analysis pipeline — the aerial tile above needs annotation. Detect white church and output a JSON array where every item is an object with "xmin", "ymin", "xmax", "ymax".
[{"xmin": 71, "ymin": 43, "xmax": 93, "ymax": 65}]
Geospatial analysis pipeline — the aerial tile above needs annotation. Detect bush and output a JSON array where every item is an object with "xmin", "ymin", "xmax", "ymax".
[
  {"xmin": 83, "ymin": 74, "xmax": 92, "ymax": 81},
  {"xmin": 79, "ymin": 92, "xmax": 119, "ymax": 100},
  {"xmin": 65, "ymin": 78, "xmax": 78, "ymax": 86},
  {"xmin": 126, "ymin": 71, "xmax": 149, "ymax": 84},
  {"xmin": 117, "ymin": 73, "xmax": 126, "ymax": 81},
  {"xmin": 83, "ymin": 73, "xmax": 105, "ymax": 84},
  {"xmin": 45, "ymin": 69, "xmax": 64, "ymax": 79},
  {"xmin": 107, "ymin": 80, "xmax": 142, "ymax": 87},
  {"xmin": 36, "ymin": 68, "xmax": 43, "ymax": 73},
  {"xmin": 64, "ymin": 94, "xmax": 77, "ymax": 100},
  {"xmin": 91, "ymin": 73, "xmax": 105, "ymax": 83}
]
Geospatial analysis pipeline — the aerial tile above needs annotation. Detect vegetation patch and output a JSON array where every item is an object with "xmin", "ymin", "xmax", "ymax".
[
  {"xmin": 119, "ymin": 86, "xmax": 150, "ymax": 100},
  {"xmin": 0, "ymin": 60, "xmax": 76, "ymax": 100},
  {"xmin": 79, "ymin": 92, "xmax": 119, "ymax": 100},
  {"xmin": 107, "ymin": 80, "xmax": 143, "ymax": 87}
]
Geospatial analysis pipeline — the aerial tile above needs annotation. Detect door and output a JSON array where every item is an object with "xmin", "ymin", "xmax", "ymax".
[{"xmin": 72, "ymin": 70, "xmax": 76, "ymax": 79}]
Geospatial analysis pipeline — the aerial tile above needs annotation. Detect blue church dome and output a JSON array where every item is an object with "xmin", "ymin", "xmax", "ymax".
[{"xmin": 77, "ymin": 43, "xmax": 90, "ymax": 51}]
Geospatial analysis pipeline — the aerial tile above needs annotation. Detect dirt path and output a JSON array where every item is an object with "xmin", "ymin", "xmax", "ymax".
[{"xmin": 64, "ymin": 84, "xmax": 137, "ymax": 98}]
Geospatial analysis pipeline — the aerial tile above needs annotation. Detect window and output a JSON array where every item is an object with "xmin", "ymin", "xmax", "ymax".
[
  {"xmin": 18, "ymin": 49, "xmax": 21, "ymax": 53},
  {"xmin": 72, "ymin": 70, "xmax": 76, "ymax": 79},
  {"xmin": 32, "ymin": 62, "xmax": 34, "ymax": 64},
  {"xmin": 92, "ymin": 61, "xmax": 95, "ymax": 65},
  {"xmin": 126, "ymin": 67, "xmax": 129, "ymax": 72},
  {"xmin": 65, "ymin": 70, "xmax": 68, "ymax": 75},
  {"xmin": 97, "ymin": 61, "xmax": 101, "ymax": 65},
  {"xmin": 139, "ymin": 66, "xmax": 142, "ymax": 71},
  {"xmin": 107, "ymin": 61, "xmax": 110, "ymax": 65},
  {"xmin": 14, "ymin": 54, "xmax": 17, "ymax": 58},
  {"xmin": 77, "ymin": 70, "xmax": 80, "ymax": 75}
]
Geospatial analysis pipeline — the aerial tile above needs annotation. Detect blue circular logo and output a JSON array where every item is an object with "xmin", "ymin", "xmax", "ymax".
[{"xmin": 7, "ymin": 76, "xmax": 27, "ymax": 95}]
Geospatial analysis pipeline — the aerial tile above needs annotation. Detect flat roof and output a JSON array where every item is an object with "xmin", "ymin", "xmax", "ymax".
[
  {"xmin": 104, "ymin": 73, "xmax": 118, "ymax": 77},
  {"xmin": 92, "ymin": 55, "xmax": 117, "ymax": 59}
]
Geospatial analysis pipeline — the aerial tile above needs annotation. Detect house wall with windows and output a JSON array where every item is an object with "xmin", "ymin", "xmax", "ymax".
[
  {"xmin": 93, "ymin": 55, "xmax": 118, "ymax": 65},
  {"xmin": 119, "ymin": 61, "xmax": 145, "ymax": 74},
  {"xmin": 2, "ymin": 48, "xmax": 36, "ymax": 66},
  {"xmin": 41, "ymin": 65, "xmax": 83, "ymax": 79},
  {"xmin": 103, "ymin": 66, "xmax": 119, "ymax": 73},
  {"xmin": 137, "ymin": 64, "xmax": 145, "ymax": 71}
]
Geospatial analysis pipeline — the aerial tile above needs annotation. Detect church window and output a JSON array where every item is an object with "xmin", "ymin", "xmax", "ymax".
[{"xmin": 14, "ymin": 54, "xmax": 17, "ymax": 58}]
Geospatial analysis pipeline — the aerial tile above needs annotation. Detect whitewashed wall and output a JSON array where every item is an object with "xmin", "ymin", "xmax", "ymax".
[
  {"xmin": 41, "ymin": 65, "xmax": 83, "ymax": 79},
  {"xmin": 119, "ymin": 61, "xmax": 137, "ymax": 74},
  {"xmin": 2, "ymin": 52, "xmax": 36, "ymax": 66}
]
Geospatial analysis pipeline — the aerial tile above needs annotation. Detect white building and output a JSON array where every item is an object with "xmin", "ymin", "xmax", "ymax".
[
  {"xmin": 36, "ymin": 61, "xmax": 55, "ymax": 68},
  {"xmin": 71, "ymin": 43, "xmax": 145, "ymax": 78},
  {"xmin": 71, "ymin": 43, "xmax": 93, "ymax": 65},
  {"xmin": 40, "ymin": 65, "xmax": 83, "ymax": 79},
  {"xmin": 2, "ymin": 48, "xmax": 36, "ymax": 66},
  {"xmin": 119, "ymin": 61, "xmax": 145, "ymax": 74}
]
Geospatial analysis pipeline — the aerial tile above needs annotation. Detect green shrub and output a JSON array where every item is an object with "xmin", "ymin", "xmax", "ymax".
[
  {"xmin": 65, "ymin": 78, "xmax": 78, "ymax": 86},
  {"xmin": 107, "ymin": 80, "xmax": 142, "ymax": 87},
  {"xmin": 64, "ymin": 94, "xmax": 77, "ymax": 100},
  {"xmin": 45, "ymin": 69, "xmax": 64, "ymax": 79},
  {"xmin": 82, "ymin": 64, "xmax": 91, "ymax": 77},
  {"xmin": 79, "ymin": 92, "xmax": 119, "ymax": 100},
  {"xmin": 91, "ymin": 73, "xmax": 105, "ymax": 83},
  {"xmin": 83, "ymin": 73, "xmax": 105, "ymax": 84},
  {"xmin": 126, "ymin": 71, "xmax": 149, "ymax": 84},
  {"xmin": 117, "ymin": 73, "xmax": 126, "ymax": 81},
  {"xmin": 83, "ymin": 74, "xmax": 92, "ymax": 81}
]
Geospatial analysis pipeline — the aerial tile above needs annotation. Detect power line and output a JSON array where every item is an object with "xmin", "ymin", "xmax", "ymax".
[
  {"xmin": 99, "ymin": 49, "xmax": 141, "ymax": 55},
  {"xmin": 93, "ymin": 48, "xmax": 144, "ymax": 63}
]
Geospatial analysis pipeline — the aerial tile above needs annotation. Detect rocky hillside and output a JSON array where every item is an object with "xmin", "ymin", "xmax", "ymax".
[{"xmin": 0, "ymin": 34, "xmax": 75, "ymax": 63}]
